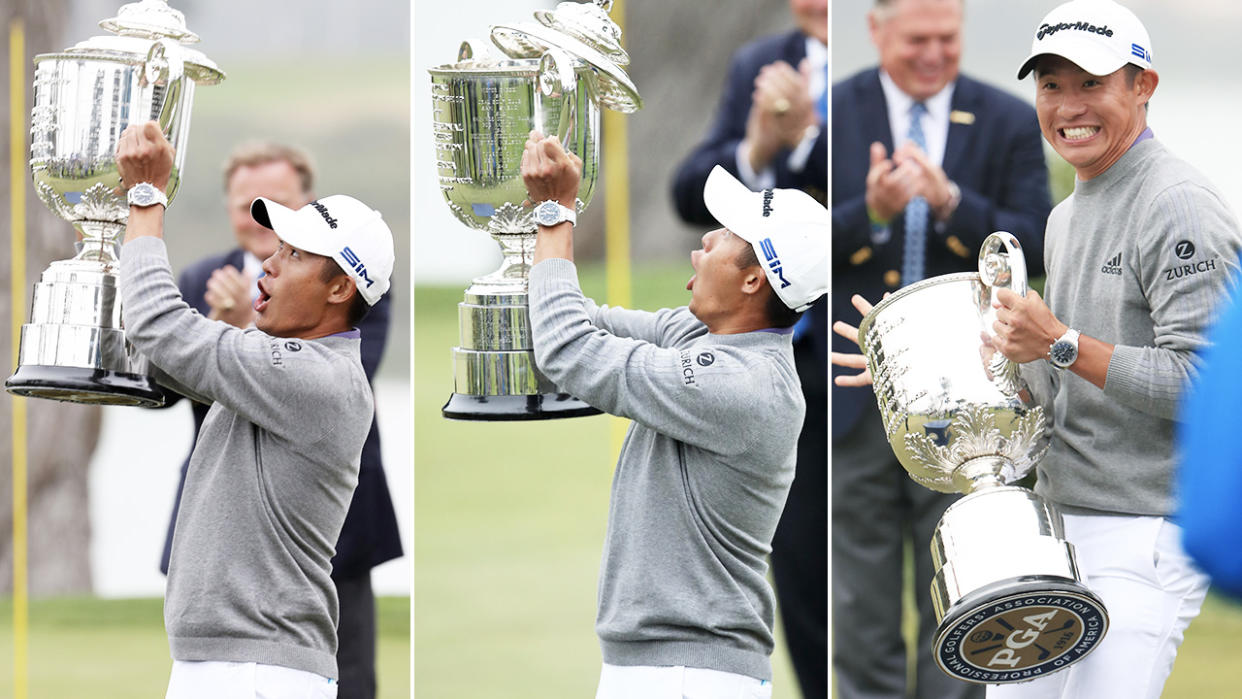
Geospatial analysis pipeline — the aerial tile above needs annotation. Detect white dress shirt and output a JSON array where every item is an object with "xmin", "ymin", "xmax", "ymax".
[
  {"xmin": 243, "ymin": 251, "xmax": 263, "ymax": 301},
  {"xmin": 878, "ymin": 70, "xmax": 955, "ymax": 169}
]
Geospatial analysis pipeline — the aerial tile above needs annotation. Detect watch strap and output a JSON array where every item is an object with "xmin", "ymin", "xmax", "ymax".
[{"xmin": 127, "ymin": 182, "xmax": 168, "ymax": 208}]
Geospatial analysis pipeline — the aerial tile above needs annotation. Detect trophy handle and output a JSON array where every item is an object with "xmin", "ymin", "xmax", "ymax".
[
  {"xmin": 536, "ymin": 48, "xmax": 578, "ymax": 148},
  {"xmin": 979, "ymin": 231, "xmax": 1028, "ymax": 298},
  {"xmin": 457, "ymin": 38, "xmax": 496, "ymax": 62},
  {"xmin": 139, "ymin": 38, "xmax": 184, "ymax": 125}
]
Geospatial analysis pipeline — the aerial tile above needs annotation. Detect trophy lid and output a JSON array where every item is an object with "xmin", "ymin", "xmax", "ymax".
[
  {"xmin": 41, "ymin": 0, "xmax": 225, "ymax": 85},
  {"xmin": 490, "ymin": 1, "xmax": 642, "ymax": 113},
  {"xmin": 534, "ymin": 1, "xmax": 629, "ymax": 66},
  {"xmin": 99, "ymin": 0, "xmax": 199, "ymax": 43}
]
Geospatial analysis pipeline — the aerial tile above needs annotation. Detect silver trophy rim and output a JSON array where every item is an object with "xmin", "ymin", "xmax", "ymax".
[
  {"xmin": 857, "ymin": 271, "xmax": 981, "ymax": 354},
  {"xmin": 427, "ymin": 56, "xmax": 584, "ymax": 76}
]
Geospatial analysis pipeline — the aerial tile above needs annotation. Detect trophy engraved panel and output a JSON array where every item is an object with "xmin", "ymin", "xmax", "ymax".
[{"xmin": 858, "ymin": 232, "xmax": 1109, "ymax": 684}]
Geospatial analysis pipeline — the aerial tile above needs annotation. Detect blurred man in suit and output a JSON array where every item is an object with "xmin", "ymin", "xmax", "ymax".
[
  {"xmin": 671, "ymin": 1, "xmax": 828, "ymax": 696},
  {"xmin": 160, "ymin": 142, "xmax": 402, "ymax": 699},
  {"xmin": 831, "ymin": 1, "xmax": 1051, "ymax": 697}
]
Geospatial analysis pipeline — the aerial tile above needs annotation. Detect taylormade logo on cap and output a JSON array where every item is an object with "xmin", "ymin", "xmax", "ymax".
[
  {"xmin": 1036, "ymin": 21, "xmax": 1113, "ymax": 41},
  {"xmin": 1017, "ymin": 0, "xmax": 1152, "ymax": 80},
  {"xmin": 310, "ymin": 200, "xmax": 339, "ymax": 229}
]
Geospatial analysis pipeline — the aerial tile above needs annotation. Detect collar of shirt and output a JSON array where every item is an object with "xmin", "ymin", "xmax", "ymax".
[
  {"xmin": 324, "ymin": 328, "xmax": 362, "ymax": 339},
  {"xmin": 242, "ymin": 251, "xmax": 263, "ymax": 301},
  {"xmin": 1130, "ymin": 126, "xmax": 1154, "ymax": 150},
  {"xmin": 878, "ymin": 70, "xmax": 955, "ymax": 168},
  {"xmin": 805, "ymin": 36, "xmax": 827, "ymax": 100}
]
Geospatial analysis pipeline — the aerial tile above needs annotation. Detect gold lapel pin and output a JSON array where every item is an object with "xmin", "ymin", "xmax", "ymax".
[{"xmin": 950, "ymin": 110, "xmax": 975, "ymax": 125}]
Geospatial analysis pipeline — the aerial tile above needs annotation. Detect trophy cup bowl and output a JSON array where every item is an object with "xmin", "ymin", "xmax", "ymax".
[
  {"xmin": 6, "ymin": 0, "xmax": 223, "ymax": 407},
  {"xmin": 429, "ymin": 0, "xmax": 640, "ymax": 421},
  {"xmin": 857, "ymin": 233, "xmax": 1109, "ymax": 684}
]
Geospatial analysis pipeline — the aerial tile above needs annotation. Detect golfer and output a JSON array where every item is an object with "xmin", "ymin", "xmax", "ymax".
[
  {"xmin": 116, "ymin": 120, "xmax": 395, "ymax": 699},
  {"xmin": 521, "ymin": 132, "xmax": 828, "ymax": 697},
  {"xmin": 836, "ymin": 1, "xmax": 1242, "ymax": 696}
]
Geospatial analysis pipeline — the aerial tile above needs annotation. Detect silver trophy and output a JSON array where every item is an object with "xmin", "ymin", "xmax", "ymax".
[
  {"xmin": 5, "ymin": 0, "xmax": 223, "ymax": 407},
  {"xmin": 858, "ymin": 233, "xmax": 1108, "ymax": 684},
  {"xmin": 429, "ymin": 0, "xmax": 641, "ymax": 420}
]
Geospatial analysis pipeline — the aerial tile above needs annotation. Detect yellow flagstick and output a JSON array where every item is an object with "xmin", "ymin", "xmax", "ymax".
[
  {"xmin": 604, "ymin": 0, "xmax": 633, "ymax": 461},
  {"xmin": 9, "ymin": 17, "xmax": 30, "ymax": 699}
]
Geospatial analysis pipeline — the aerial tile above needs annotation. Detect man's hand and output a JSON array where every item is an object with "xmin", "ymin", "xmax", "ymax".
[
  {"xmin": 522, "ymin": 132, "xmax": 581, "ymax": 263},
  {"xmin": 520, "ymin": 131, "xmax": 582, "ymax": 209},
  {"xmin": 831, "ymin": 294, "xmax": 881, "ymax": 387},
  {"xmin": 893, "ymin": 143, "xmax": 956, "ymax": 221},
  {"xmin": 991, "ymin": 288, "xmax": 1067, "ymax": 363},
  {"xmin": 118, "ymin": 121, "xmax": 174, "ymax": 243},
  {"xmin": 117, "ymin": 120, "xmax": 174, "ymax": 194},
  {"xmin": 742, "ymin": 59, "xmax": 817, "ymax": 173},
  {"xmin": 205, "ymin": 265, "xmax": 256, "ymax": 328},
  {"xmin": 865, "ymin": 142, "xmax": 919, "ymax": 222}
]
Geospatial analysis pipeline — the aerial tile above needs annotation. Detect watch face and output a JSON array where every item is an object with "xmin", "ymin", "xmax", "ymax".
[
  {"xmin": 1050, "ymin": 341, "xmax": 1077, "ymax": 367},
  {"xmin": 129, "ymin": 184, "xmax": 161, "ymax": 206},
  {"xmin": 535, "ymin": 201, "xmax": 560, "ymax": 226}
]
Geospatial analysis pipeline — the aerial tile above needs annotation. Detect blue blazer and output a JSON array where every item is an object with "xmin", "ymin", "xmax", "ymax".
[
  {"xmin": 672, "ymin": 29, "xmax": 828, "ymax": 370},
  {"xmin": 673, "ymin": 30, "xmax": 827, "ymax": 224},
  {"xmin": 159, "ymin": 248, "xmax": 403, "ymax": 579},
  {"xmin": 832, "ymin": 68, "xmax": 1052, "ymax": 438}
]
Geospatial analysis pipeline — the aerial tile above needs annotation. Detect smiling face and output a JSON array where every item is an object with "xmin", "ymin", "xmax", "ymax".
[
  {"xmin": 870, "ymin": 0, "xmax": 962, "ymax": 101},
  {"xmin": 226, "ymin": 160, "xmax": 312, "ymax": 260},
  {"xmin": 1034, "ymin": 55, "xmax": 1156, "ymax": 181},
  {"xmin": 253, "ymin": 240, "xmax": 351, "ymax": 339}
]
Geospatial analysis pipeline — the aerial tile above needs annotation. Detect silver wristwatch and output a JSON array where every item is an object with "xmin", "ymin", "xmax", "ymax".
[
  {"xmin": 533, "ymin": 200, "xmax": 576, "ymax": 227},
  {"xmin": 127, "ymin": 182, "xmax": 168, "ymax": 208},
  {"xmin": 1048, "ymin": 328, "xmax": 1081, "ymax": 369}
]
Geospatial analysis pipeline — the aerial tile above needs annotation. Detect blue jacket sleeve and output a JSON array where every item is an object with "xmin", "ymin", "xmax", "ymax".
[{"xmin": 1177, "ymin": 280, "xmax": 1242, "ymax": 599}]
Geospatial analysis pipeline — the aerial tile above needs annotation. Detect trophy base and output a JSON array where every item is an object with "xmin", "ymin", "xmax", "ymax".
[
  {"xmin": 934, "ymin": 576, "xmax": 1108, "ymax": 685},
  {"xmin": 6, "ymin": 364, "xmax": 165, "ymax": 407},
  {"xmin": 928, "ymin": 487, "xmax": 1109, "ymax": 684},
  {"xmin": 442, "ymin": 392, "xmax": 602, "ymax": 421}
]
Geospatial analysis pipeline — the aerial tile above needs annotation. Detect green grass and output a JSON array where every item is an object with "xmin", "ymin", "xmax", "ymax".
[
  {"xmin": 413, "ymin": 262, "xmax": 799, "ymax": 698},
  {"xmin": 0, "ymin": 596, "xmax": 409, "ymax": 698}
]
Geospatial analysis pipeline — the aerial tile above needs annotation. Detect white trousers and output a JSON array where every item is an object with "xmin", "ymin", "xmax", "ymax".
[
  {"xmin": 987, "ymin": 514, "xmax": 1209, "ymax": 699},
  {"xmin": 166, "ymin": 660, "xmax": 337, "ymax": 699},
  {"xmin": 595, "ymin": 663, "xmax": 772, "ymax": 699}
]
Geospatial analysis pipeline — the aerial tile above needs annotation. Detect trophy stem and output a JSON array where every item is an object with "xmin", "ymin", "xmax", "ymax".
[
  {"xmin": 959, "ymin": 456, "xmax": 1011, "ymax": 494},
  {"xmin": 72, "ymin": 222, "xmax": 124, "ymax": 265},
  {"xmin": 473, "ymin": 232, "xmax": 533, "ymax": 293}
]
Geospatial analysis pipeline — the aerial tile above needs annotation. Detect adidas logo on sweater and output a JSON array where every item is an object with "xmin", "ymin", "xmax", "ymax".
[{"xmin": 1101, "ymin": 252, "xmax": 1123, "ymax": 276}]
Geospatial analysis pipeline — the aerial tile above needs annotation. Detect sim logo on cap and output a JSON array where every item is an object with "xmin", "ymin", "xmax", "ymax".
[
  {"xmin": 760, "ymin": 238, "xmax": 792, "ymax": 289},
  {"xmin": 341, "ymin": 246, "xmax": 375, "ymax": 288}
]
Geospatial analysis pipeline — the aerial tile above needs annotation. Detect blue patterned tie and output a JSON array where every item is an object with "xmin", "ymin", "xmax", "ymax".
[{"xmin": 902, "ymin": 102, "xmax": 929, "ymax": 286}]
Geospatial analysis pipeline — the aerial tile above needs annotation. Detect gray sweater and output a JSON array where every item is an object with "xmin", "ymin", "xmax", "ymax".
[
  {"xmin": 120, "ymin": 237, "xmax": 372, "ymax": 679},
  {"xmin": 528, "ymin": 258, "xmax": 804, "ymax": 681},
  {"xmin": 1020, "ymin": 138, "xmax": 1242, "ymax": 516}
]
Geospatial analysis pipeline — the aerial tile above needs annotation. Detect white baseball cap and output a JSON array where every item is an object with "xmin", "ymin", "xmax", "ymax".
[
  {"xmin": 1016, "ymin": 0, "xmax": 1152, "ymax": 80},
  {"xmin": 703, "ymin": 166, "xmax": 828, "ymax": 313},
  {"xmin": 251, "ymin": 194, "xmax": 394, "ymax": 306}
]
